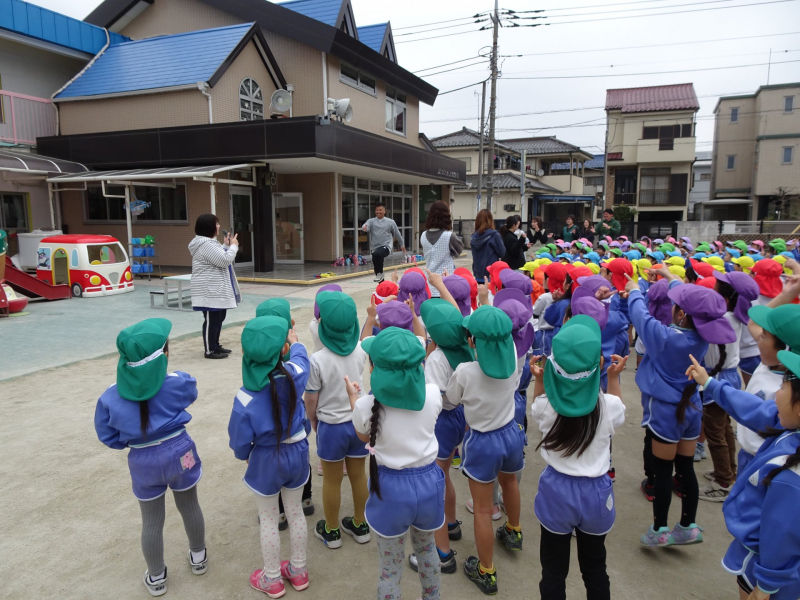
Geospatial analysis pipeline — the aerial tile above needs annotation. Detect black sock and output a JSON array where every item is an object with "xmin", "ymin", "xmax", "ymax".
[
  {"xmin": 652, "ymin": 455, "xmax": 673, "ymax": 529},
  {"xmin": 643, "ymin": 430, "xmax": 655, "ymax": 486},
  {"xmin": 674, "ymin": 454, "xmax": 699, "ymax": 527}
]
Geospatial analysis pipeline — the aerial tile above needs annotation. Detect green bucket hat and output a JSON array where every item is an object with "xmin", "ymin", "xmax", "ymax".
[
  {"xmin": 546, "ymin": 243, "xmax": 558, "ymax": 255},
  {"xmin": 609, "ymin": 248, "xmax": 623, "ymax": 257},
  {"xmin": 633, "ymin": 242, "xmax": 647, "ymax": 254},
  {"xmin": 544, "ymin": 315, "xmax": 602, "ymax": 418},
  {"xmin": 361, "ymin": 327, "xmax": 426, "ymax": 410},
  {"xmin": 732, "ymin": 240, "xmax": 749, "ymax": 253},
  {"xmin": 241, "ymin": 316, "xmax": 289, "ymax": 392},
  {"xmin": 749, "ymin": 305, "xmax": 800, "ymax": 352},
  {"xmin": 317, "ymin": 291, "xmax": 359, "ymax": 356},
  {"xmin": 463, "ymin": 306, "xmax": 515, "ymax": 379},
  {"xmin": 420, "ymin": 299, "xmax": 475, "ymax": 371},
  {"xmin": 778, "ymin": 349, "xmax": 800, "ymax": 379},
  {"xmin": 695, "ymin": 243, "xmax": 712, "ymax": 253},
  {"xmin": 769, "ymin": 239, "xmax": 787, "ymax": 254},
  {"xmin": 256, "ymin": 298, "xmax": 292, "ymax": 327},
  {"xmin": 116, "ymin": 318, "xmax": 172, "ymax": 402},
  {"xmin": 659, "ymin": 242, "xmax": 676, "ymax": 253}
]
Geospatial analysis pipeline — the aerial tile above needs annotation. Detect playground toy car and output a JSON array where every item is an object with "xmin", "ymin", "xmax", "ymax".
[{"xmin": 36, "ymin": 235, "xmax": 134, "ymax": 298}]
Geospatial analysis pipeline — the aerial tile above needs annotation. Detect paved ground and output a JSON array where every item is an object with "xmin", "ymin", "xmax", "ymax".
[{"xmin": 0, "ymin": 266, "xmax": 740, "ymax": 600}]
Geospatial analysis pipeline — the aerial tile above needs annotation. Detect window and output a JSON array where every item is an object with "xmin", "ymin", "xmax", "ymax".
[
  {"xmin": 87, "ymin": 243, "xmax": 127, "ymax": 265},
  {"xmin": 784, "ymin": 147, "xmax": 794, "ymax": 164},
  {"xmin": 239, "ymin": 78, "xmax": 263, "ymax": 121},
  {"xmin": 85, "ymin": 184, "xmax": 187, "ymax": 223},
  {"xmin": 700, "ymin": 173, "xmax": 711, "ymax": 180},
  {"xmin": 86, "ymin": 185, "xmax": 125, "ymax": 221},
  {"xmin": 459, "ymin": 157, "xmax": 472, "ymax": 171},
  {"xmin": 341, "ymin": 177, "xmax": 413, "ymax": 255},
  {"xmin": 726, "ymin": 155, "xmax": 736, "ymax": 170},
  {"xmin": 385, "ymin": 86, "xmax": 407, "ymax": 136},
  {"xmin": 585, "ymin": 176, "xmax": 604, "ymax": 186},
  {"xmin": 0, "ymin": 193, "xmax": 27, "ymax": 230},
  {"xmin": 642, "ymin": 123, "xmax": 693, "ymax": 150},
  {"xmin": 339, "ymin": 63, "xmax": 376, "ymax": 95},
  {"xmin": 639, "ymin": 168, "xmax": 670, "ymax": 206},
  {"xmin": 786, "ymin": 96, "xmax": 794, "ymax": 113},
  {"xmin": 71, "ymin": 249, "xmax": 79, "ymax": 268},
  {"xmin": 730, "ymin": 107, "xmax": 739, "ymax": 123}
]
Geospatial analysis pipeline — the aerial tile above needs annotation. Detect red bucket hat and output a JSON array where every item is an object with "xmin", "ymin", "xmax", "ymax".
[
  {"xmin": 751, "ymin": 259, "xmax": 784, "ymax": 298},
  {"xmin": 373, "ymin": 280, "xmax": 399, "ymax": 305},
  {"xmin": 542, "ymin": 262, "xmax": 568, "ymax": 294},
  {"xmin": 486, "ymin": 261, "xmax": 510, "ymax": 295},
  {"xmin": 606, "ymin": 259, "xmax": 633, "ymax": 292}
]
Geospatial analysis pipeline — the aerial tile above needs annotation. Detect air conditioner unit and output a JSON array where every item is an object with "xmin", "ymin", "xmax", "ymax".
[{"xmin": 596, "ymin": 185, "xmax": 604, "ymax": 193}]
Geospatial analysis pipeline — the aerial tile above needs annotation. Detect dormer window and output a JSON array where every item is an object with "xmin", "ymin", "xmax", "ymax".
[{"xmin": 239, "ymin": 78, "xmax": 263, "ymax": 121}]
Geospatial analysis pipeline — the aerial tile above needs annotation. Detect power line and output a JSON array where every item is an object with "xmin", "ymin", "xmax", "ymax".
[
  {"xmin": 395, "ymin": 19, "xmax": 487, "ymax": 37},
  {"xmin": 530, "ymin": 0, "xmax": 745, "ymax": 19},
  {"xmin": 510, "ymin": 0, "xmax": 693, "ymax": 12},
  {"xmin": 421, "ymin": 60, "xmax": 491, "ymax": 77},
  {"xmin": 413, "ymin": 54, "xmax": 489, "ymax": 74},
  {"xmin": 394, "ymin": 13, "xmax": 485, "ymax": 31},
  {"xmin": 439, "ymin": 79, "xmax": 490, "ymax": 95},
  {"xmin": 396, "ymin": 28, "xmax": 486, "ymax": 44}
]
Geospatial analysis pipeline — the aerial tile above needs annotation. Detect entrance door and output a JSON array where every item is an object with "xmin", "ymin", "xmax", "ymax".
[
  {"xmin": 273, "ymin": 193, "xmax": 304, "ymax": 263},
  {"xmin": 230, "ymin": 187, "xmax": 254, "ymax": 267},
  {"xmin": 53, "ymin": 248, "xmax": 68, "ymax": 285}
]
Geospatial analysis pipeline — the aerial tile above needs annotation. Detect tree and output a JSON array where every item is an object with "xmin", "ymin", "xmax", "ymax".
[{"xmin": 613, "ymin": 205, "xmax": 638, "ymax": 223}]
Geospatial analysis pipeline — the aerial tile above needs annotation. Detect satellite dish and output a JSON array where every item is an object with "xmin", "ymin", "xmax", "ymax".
[
  {"xmin": 537, "ymin": 169, "xmax": 545, "ymax": 177},
  {"xmin": 271, "ymin": 89, "xmax": 293, "ymax": 113}
]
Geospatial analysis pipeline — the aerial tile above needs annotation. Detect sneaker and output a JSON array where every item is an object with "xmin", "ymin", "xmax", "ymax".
[
  {"xmin": 448, "ymin": 520, "xmax": 463, "ymax": 541},
  {"xmin": 341, "ymin": 516, "xmax": 371, "ymax": 544},
  {"xmin": 280, "ymin": 561, "xmax": 309, "ymax": 591},
  {"xmin": 204, "ymin": 351, "xmax": 228, "ymax": 359},
  {"xmin": 451, "ymin": 449, "xmax": 462, "ymax": 469},
  {"xmin": 187, "ymin": 549, "xmax": 207, "ymax": 575},
  {"xmin": 607, "ymin": 467, "xmax": 616, "ymax": 482},
  {"xmin": 640, "ymin": 479, "xmax": 655, "ymax": 502},
  {"xmin": 279, "ymin": 512, "xmax": 288, "ymax": 531},
  {"xmin": 250, "ymin": 569, "xmax": 286, "ymax": 598},
  {"xmin": 495, "ymin": 523, "xmax": 523, "ymax": 551},
  {"xmin": 314, "ymin": 520, "xmax": 342, "ymax": 549},
  {"xmin": 143, "ymin": 568, "xmax": 167, "ymax": 597},
  {"xmin": 704, "ymin": 470, "xmax": 716, "ymax": 482},
  {"xmin": 694, "ymin": 443, "xmax": 707, "ymax": 462},
  {"xmin": 667, "ymin": 523, "xmax": 704, "ymax": 546},
  {"xmin": 640, "ymin": 526, "xmax": 671, "ymax": 547},
  {"xmin": 463, "ymin": 555, "xmax": 498, "ymax": 595},
  {"xmin": 672, "ymin": 475, "xmax": 685, "ymax": 499},
  {"xmin": 302, "ymin": 498, "xmax": 315, "ymax": 516},
  {"xmin": 409, "ymin": 549, "xmax": 457, "ymax": 574},
  {"xmin": 373, "ymin": 275, "xmax": 384, "ymax": 283},
  {"xmin": 699, "ymin": 481, "xmax": 731, "ymax": 502},
  {"xmin": 217, "ymin": 346, "xmax": 233, "ymax": 354},
  {"xmin": 466, "ymin": 498, "xmax": 502, "ymax": 521}
]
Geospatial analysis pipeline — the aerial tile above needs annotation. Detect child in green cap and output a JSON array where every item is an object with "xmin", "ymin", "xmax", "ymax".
[
  {"xmin": 529, "ymin": 316, "xmax": 628, "ymax": 599},
  {"xmin": 229, "ymin": 316, "xmax": 312, "ymax": 597},
  {"xmin": 95, "ymin": 318, "xmax": 207, "ymax": 597},
  {"xmin": 346, "ymin": 326, "xmax": 444, "ymax": 600},
  {"xmin": 304, "ymin": 291, "xmax": 371, "ymax": 549},
  {"xmin": 446, "ymin": 305, "xmax": 526, "ymax": 595}
]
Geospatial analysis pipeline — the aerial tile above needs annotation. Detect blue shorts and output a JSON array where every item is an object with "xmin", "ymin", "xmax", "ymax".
[
  {"xmin": 738, "ymin": 449, "xmax": 755, "ymax": 476},
  {"xmin": 739, "ymin": 355, "xmax": 761, "ymax": 376},
  {"xmin": 723, "ymin": 540, "xmax": 800, "ymax": 600},
  {"xmin": 435, "ymin": 406, "xmax": 466, "ymax": 460},
  {"xmin": 641, "ymin": 393, "xmax": 702, "ymax": 443},
  {"xmin": 245, "ymin": 439, "xmax": 310, "ymax": 497},
  {"xmin": 462, "ymin": 420, "xmax": 526, "ymax": 483},
  {"xmin": 534, "ymin": 466, "xmax": 615, "ymax": 535},
  {"xmin": 532, "ymin": 330, "xmax": 544, "ymax": 357},
  {"xmin": 542, "ymin": 330, "xmax": 554, "ymax": 357},
  {"xmin": 127, "ymin": 431, "xmax": 203, "ymax": 501},
  {"xmin": 366, "ymin": 462, "xmax": 446, "ymax": 538},
  {"xmin": 514, "ymin": 391, "xmax": 528, "ymax": 431},
  {"xmin": 317, "ymin": 420, "xmax": 369, "ymax": 462}
]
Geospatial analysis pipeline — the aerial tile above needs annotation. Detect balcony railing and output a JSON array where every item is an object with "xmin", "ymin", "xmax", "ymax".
[
  {"xmin": 639, "ymin": 190, "xmax": 686, "ymax": 206},
  {"xmin": 0, "ymin": 91, "xmax": 57, "ymax": 146},
  {"xmin": 614, "ymin": 192, "xmax": 637, "ymax": 205}
]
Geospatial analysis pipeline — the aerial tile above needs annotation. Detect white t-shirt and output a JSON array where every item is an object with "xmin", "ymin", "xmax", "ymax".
[
  {"xmin": 309, "ymin": 319, "xmax": 323, "ymax": 353},
  {"xmin": 306, "ymin": 343, "xmax": 367, "ymax": 424},
  {"xmin": 446, "ymin": 361, "xmax": 517, "ymax": 432},
  {"xmin": 705, "ymin": 312, "xmax": 742, "ymax": 371},
  {"xmin": 352, "ymin": 384, "xmax": 442, "ymax": 470},
  {"xmin": 533, "ymin": 293, "xmax": 554, "ymax": 331},
  {"xmin": 738, "ymin": 362, "xmax": 783, "ymax": 455},
  {"xmin": 425, "ymin": 348, "xmax": 457, "ymax": 410},
  {"xmin": 530, "ymin": 392, "xmax": 626, "ymax": 478}
]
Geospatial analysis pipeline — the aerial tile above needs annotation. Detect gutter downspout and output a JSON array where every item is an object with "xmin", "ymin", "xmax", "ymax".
[
  {"xmin": 322, "ymin": 53, "xmax": 328, "ymax": 115},
  {"xmin": 51, "ymin": 28, "xmax": 112, "ymax": 134},
  {"xmin": 197, "ymin": 82, "xmax": 213, "ymax": 124}
]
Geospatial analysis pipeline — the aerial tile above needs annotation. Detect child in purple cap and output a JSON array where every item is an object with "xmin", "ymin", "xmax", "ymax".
[
  {"xmin": 399, "ymin": 271, "xmax": 430, "ymax": 317},
  {"xmin": 443, "ymin": 274, "xmax": 473, "ymax": 317},
  {"xmin": 625, "ymin": 269, "xmax": 736, "ymax": 547},
  {"xmin": 499, "ymin": 269, "xmax": 534, "ymax": 297},
  {"xmin": 310, "ymin": 284, "xmax": 343, "ymax": 353}
]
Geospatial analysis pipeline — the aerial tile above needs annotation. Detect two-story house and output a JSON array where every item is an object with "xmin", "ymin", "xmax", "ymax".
[
  {"xmin": 35, "ymin": 0, "xmax": 465, "ymax": 271},
  {"xmin": 688, "ymin": 150, "xmax": 716, "ymax": 220},
  {"xmin": 710, "ymin": 82, "xmax": 800, "ymax": 220},
  {"xmin": 605, "ymin": 83, "xmax": 698, "ymax": 238},
  {"xmin": 549, "ymin": 154, "xmax": 605, "ymax": 222}
]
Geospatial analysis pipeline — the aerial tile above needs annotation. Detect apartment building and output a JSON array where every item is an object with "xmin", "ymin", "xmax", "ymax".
[
  {"xmin": 710, "ymin": 82, "xmax": 800, "ymax": 220},
  {"xmin": 34, "ymin": 0, "xmax": 465, "ymax": 270},
  {"xmin": 605, "ymin": 83, "xmax": 698, "ymax": 238}
]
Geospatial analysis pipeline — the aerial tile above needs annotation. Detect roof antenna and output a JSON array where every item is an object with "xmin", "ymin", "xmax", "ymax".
[{"xmin": 767, "ymin": 48, "xmax": 772, "ymax": 85}]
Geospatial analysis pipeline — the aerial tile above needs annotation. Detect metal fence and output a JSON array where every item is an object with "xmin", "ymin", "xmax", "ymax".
[{"xmin": 0, "ymin": 91, "xmax": 57, "ymax": 146}]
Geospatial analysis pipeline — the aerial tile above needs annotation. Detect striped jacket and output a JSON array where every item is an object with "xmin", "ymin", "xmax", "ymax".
[{"xmin": 188, "ymin": 236, "xmax": 241, "ymax": 310}]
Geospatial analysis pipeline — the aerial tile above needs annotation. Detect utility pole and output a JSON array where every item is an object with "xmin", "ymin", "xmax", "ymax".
[
  {"xmin": 486, "ymin": 0, "xmax": 500, "ymax": 213},
  {"xmin": 476, "ymin": 80, "xmax": 486, "ymax": 217}
]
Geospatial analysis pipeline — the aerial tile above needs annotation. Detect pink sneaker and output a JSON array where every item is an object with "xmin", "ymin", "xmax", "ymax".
[
  {"xmin": 250, "ymin": 569, "xmax": 286, "ymax": 598},
  {"xmin": 281, "ymin": 561, "xmax": 310, "ymax": 591}
]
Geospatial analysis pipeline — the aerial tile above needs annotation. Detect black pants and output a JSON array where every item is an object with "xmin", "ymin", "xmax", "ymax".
[
  {"xmin": 539, "ymin": 526, "xmax": 610, "ymax": 600},
  {"xmin": 372, "ymin": 246, "xmax": 391, "ymax": 276},
  {"xmin": 278, "ymin": 463, "xmax": 312, "ymax": 514},
  {"xmin": 202, "ymin": 309, "xmax": 227, "ymax": 354}
]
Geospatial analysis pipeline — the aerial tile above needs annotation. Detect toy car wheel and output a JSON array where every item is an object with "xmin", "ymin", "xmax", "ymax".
[{"xmin": 71, "ymin": 283, "xmax": 83, "ymax": 298}]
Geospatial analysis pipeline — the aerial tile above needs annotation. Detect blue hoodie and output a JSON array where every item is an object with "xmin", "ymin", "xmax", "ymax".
[{"xmin": 471, "ymin": 229, "xmax": 506, "ymax": 283}]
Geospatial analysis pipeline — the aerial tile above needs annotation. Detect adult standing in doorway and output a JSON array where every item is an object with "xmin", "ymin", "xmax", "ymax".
[
  {"xmin": 421, "ymin": 200, "xmax": 464, "ymax": 295},
  {"xmin": 188, "ymin": 214, "xmax": 241, "ymax": 359},
  {"xmin": 561, "ymin": 215, "xmax": 580, "ymax": 243},
  {"xmin": 471, "ymin": 209, "xmax": 506, "ymax": 284},
  {"xmin": 596, "ymin": 208, "xmax": 621, "ymax": 240},
  {"xmin": 362, "ymin": 202, "xmax": 405, "ymax": 283},
  {"xmin": 581, "ymin": 219, "xmax": 596, "ymax": 244},
  {"xmin": 500, "ymin": 214, "xmax": 531, "ymax": 270}
]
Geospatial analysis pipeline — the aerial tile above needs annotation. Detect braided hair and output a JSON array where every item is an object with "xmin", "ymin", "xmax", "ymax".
[
  {"xmin": 762, "ymin": 375, "xmax": 800, "ymax": 486},
  {"xmin": 138, "ymin": 341, "xmax": 170, "ymax": 438},
  {"xmin": 368, "ymin": 398, "xmax": 384, "ymax": 499},
  {"xmin": 267, "ymin": 357, "xmax": 297, "ymax": 453}
]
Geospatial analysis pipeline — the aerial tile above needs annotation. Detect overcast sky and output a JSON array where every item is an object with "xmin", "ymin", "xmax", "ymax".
[{"xmin": 27, "ymin": 0, "xmax": 800, "ymax": 156}]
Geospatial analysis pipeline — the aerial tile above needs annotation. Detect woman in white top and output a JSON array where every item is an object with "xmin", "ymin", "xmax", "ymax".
[
  {"xmin": 348, "ymin": 327, "xmax": 444, "ymax": 600},
  {"xmin": 420, "ymin": 201, "xmax": 464, "ymax": 296}
]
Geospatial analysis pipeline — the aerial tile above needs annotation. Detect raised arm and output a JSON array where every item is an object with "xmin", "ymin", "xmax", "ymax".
[{"xmin": 425, "ymin": 268, "xmax": 459, "ymax": 310}]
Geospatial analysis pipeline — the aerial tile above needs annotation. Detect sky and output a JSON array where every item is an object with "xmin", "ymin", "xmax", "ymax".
[{"xmin": 26, "ymin": 0, "xmax": 800, "ymax": 156}]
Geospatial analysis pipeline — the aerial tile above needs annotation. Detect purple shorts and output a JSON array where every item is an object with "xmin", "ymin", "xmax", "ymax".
[
  {"xmin": 245, "ymin": 439, "xmax": 310, "ymax": 497},
  {"xmin": 641, "ymin": 393, "xmax": 702, "ymax": 443},
  {"xmin": 316, "ymin": 420, "xmax": 369, "ymax": 462},
  {"xmin": 534, "ymin": 466, "xmax": 615, "ymax": 535},
  {"xmin": 723, "ymin": 540, "xmax": 800, "ymax": 600},
  {"xmin": 127, "ymin": 431, "xmax": 202, "ymax": 501},
  {"xmin": 461, "ymin": 420, "xmax": 525, "ymax": 483},
  {"xmin": 435, "ymin": 406, "xmax": 466, "ymax": 460}
]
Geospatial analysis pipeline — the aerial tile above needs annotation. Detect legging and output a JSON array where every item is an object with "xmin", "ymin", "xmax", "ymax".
[
  {"xmin": 138, "ymin": 486, "xmax": 205, "ymax": 576},
  {"xmin": 255, "ymin": 486, "xmax": 307, "ymax": 579},
  {"xmin": 539, "ymin": 526, "xmax": 610, "ymax": 600},
  {"xmin": 202, "ymin": 309, "xmax": 227, "ymax": 354},
  {"xmin": 377, "ymin": 528, "xmax": 441, "ymax": 600}
]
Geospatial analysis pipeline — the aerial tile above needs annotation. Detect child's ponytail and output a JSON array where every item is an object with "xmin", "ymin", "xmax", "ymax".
[
  {"xmin": 764, "ymin": 444, "xmax": 800, "ymax": 486},
  {"xmin": 676, "ymin": 345, "xmax": 726, "ymax": 423},
  {"xmin": 268, "ymin": 358, "xmax": 297, "ymax": 451},
  {"xmin": 368, "ymin": 399, "xmax": 384, "ymax": 499}
]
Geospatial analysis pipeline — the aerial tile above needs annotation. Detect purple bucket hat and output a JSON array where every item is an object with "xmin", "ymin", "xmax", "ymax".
[
  {"xmin": 667, "ymin": 285, "xmax": 736, "ymax": 344},
  {"xmin": 493, "ymin": 289, "xmax": 534, "ymax": 358},
  {"xmin": 443, "ymin": 274, "xmax": 472, "ymax": 317},
  {"xmin": 714, "ymin": 271, "xmax": 760, "ymax": 325},
  {"xmin": 571, "ymin": 296, "xmax": 608, "ymax": 331},
  {"xmin": 499, "ymin": 269, "xmax": 533, "ymax": 296},
  {"xmin": 646, "ymin": 279, "xmax": 673, "ymax": 325},
  {"xmin": 609, "ymin": 241, "xmax": 622, "ymax": 248},
  {"xmin": 376, "ymin": 300, "xmax": 414, "ymax": 332},
  {"xmin": 314, "ymin": 283, "xmax": 343, "ymax": 319},
  {"xmin": 680, "ymin": 237, "xmax": 691, "ymax": 244},
  {"xmin": 399, "ymin": 271, "xmax": 429, "ymax": 317},
  {"xmin": 576, "ymin": 275, "xmax": 613, "ymax": 295},
  {"xmin": 621, "ymin": 241, "xmax": 632, "ymax": 250},
  {"xmin": 653, "ymin": 239, "xmax": 664, "ymax": 245}
]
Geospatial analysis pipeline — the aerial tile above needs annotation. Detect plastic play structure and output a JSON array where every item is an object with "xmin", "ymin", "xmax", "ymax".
[{"xmin": 1, "ymin": 230, "xmax": 71, "ymax": 302}]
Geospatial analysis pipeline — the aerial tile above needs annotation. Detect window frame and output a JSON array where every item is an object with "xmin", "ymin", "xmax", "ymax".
[
  {"xmin": 699, "ymin": 173, "xmax": 711, "ymax": 181},
  {"xmin": 385, "ymin": 86, "xmax": 407, "ymax": 137},
  {"xmin": 458, "ymin": 157, "xmax": 472, "ymax": 171},
  {"xmin": 639, "ymin": 167, "xmax": 671, "ymax": 206},
  {"xmin": 339, "ymin": 62, "xmax": 377, "ymax": 97},
  {"xmin": 783, "ymin": 146, "xmax": 794, "ymax": 165},
  {"xmin": 730, "ymin": 107, "xmax": 739, "ymax": 123},
  {"xmin": 785, "ymin": 96, "xmax": 794, "ymax": 114},
  {"xmin": 726, "ymin": 155, "xmax": 737, "ymax": 171},
  {"xmin": 239, "ymin": 77, "xmax": 264, "ymax": 122},
  {"xmin": 341, "ymin": 177, "xmax": 414, "ymax": 255},
  {"xmin": 0, "ymin": 192, "xmax": 29, "ymax": 231},
  {"xmin": 84, "ymin": 183, "xmax": 189, "ymax": 224}
]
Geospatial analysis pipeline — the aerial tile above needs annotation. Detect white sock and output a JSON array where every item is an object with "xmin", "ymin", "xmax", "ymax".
[
  {"xmin": 148, "ymin": 570, "xmax": 166, "ymax": 582},
  {"xmin": 190, "ymin": 549, "xmax": 206, "ymax": 564}
]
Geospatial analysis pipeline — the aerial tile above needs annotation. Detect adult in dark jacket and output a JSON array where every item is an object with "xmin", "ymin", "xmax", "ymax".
[
  {"xmin": 596, "ymin": 208, "xmax": 621, "ymax": 240},
  {"xmin": 528, "ymin": 216, "xmax": 552, "ymax": 246},
  {"xmin": 471, "ymin": 209, "xmax": 506, "ymax": 283},
  {"xmin": 581, "ymin": 219, "xmax": 596, "ymax": 243},
  {"xmin": 500, "ymin": 214, "xmax": 530, "ymax": 270}
]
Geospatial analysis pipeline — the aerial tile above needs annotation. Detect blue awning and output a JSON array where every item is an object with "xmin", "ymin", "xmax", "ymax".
[{"xmin": 538, "ymin": 195, "xmax": 594, "ymax": 203}]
